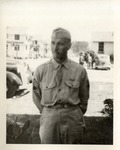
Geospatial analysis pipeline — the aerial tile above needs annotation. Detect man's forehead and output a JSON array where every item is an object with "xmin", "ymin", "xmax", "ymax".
[
  {"xmin": 51, "ymin": 28, "xmax": 71, "ymax": 40},
  {"xmin": 51, "ymin": 38, "xmax": 68, "ymax": 42}
]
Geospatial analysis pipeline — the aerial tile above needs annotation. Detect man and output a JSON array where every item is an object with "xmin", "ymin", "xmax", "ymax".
[
  {"xmin": 79, "ymin": 53, "xmax": 85, "ymax": 65},
  {"xmin": 32, "ymin": 27, "xmax": 90, "ymax": 144}
]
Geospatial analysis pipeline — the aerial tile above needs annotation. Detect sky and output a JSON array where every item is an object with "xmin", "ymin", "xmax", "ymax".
[{"xmin": 1, "ymin": 0, "xmax": 115, "ymax": 41}]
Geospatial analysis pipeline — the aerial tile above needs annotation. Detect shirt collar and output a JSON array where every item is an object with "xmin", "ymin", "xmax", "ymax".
[{"xmin": 52, "ymin": 58, "xmax": 69, "ymax": 70}]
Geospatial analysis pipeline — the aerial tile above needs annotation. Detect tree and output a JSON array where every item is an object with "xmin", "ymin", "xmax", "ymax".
[
  {"xmin": 85, "ymin": 50, "xmax": 98, "ymax": 66},
  {"xmin": 71, "ymin": 41, "xmax": 89, "ymax": 54}
]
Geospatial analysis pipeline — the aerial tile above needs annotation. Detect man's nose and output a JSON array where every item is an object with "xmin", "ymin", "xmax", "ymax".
[{"xmin": 53, "ymin": 44, "xmax": 58, "ymax": 51}]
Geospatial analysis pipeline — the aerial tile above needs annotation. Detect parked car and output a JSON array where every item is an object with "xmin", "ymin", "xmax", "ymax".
[
  {"xmin": 6, "ymin": 59, "xmax": 32, "ymax": 98},
  {"xmin": 95, "ymin": 54, "xmax": 111, "ymax": 70}
]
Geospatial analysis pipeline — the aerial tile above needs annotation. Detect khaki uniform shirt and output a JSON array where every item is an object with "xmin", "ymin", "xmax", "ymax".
[{"xmin": 32, "ymin": 58, "xmax": 89, "ymax": 114}]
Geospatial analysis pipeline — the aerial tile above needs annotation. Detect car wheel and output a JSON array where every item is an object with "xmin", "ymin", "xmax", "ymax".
[
  {"xmin": 106, "ymin": 67, "xmax": 110, "ymax": 70},
  {"xmin": 7, "ymin": 79, "xmax": 16, "ymax": 98},
  {"xmin": 95, "ymin": 67, "xmax": 98, "ymax": 70}
]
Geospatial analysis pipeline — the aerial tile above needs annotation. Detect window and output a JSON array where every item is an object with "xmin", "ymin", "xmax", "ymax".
[
  {"xmin": 98, "ymin": 42, "xmax": 104, "ymax": 53},
  {"xmin": 14, "ymin": 45, "xmax": 20, "ymax": 51},
  {"xmin": 15, "ymin": 34, "xmax": 20, "ymax": 40},
  {"xmin": 34, "ymin": 40, "xmax": 37, "ymax": 44},
  {"xmin": 6, "ymin": 44, "xmax": 8, "ymax": 50}
]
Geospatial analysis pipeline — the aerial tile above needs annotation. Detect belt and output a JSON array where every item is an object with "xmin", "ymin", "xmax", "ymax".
[{"xmin": 47, "ymin": 103, "xmax": 78, "ymax": 109}]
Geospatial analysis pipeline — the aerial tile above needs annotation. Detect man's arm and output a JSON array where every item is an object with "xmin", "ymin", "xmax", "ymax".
[
  {"xmin": 32, "ymin": 68, "xmax": 43, "ymax": 113},
  {"xmin": 79, "ymin": 68, "xmax": 90, "ymax": 114}
]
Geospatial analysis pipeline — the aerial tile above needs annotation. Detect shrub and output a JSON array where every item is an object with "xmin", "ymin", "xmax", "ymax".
[{"xmin": 101, "ymin": 99, "xmax": 113, "ymax": 119}]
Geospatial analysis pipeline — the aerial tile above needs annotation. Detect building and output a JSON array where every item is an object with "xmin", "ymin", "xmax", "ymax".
[
  {"xmin": 6, "ymin": 27, "xmax": 52, "ymax": 59},
  {"xmin": 6, "ymin": 27, "xmax": 29, "ymax": 58},
  {"xmin": 29, "ymin": 35, "xmax": 51, "ymax": 58},
  {"xmin": 90, "ymin": 32, "xmax": 114, "ymax": 55}
]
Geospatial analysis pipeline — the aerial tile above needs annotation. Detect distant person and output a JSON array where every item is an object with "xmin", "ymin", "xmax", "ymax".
[
  {"xmin": 87, "ymin": 54, "xmax": 92, "ymax": 69},
  {"xmin": 79, "ymin": 53, "xmax": 84, "ymax": 65},
  {"xmin": 32, "ymin": 27, "xmax": 90, "ymax": 144},
  {"xmin": 91, "ymin": 55, "xmax": 96, "ymax": 69}
]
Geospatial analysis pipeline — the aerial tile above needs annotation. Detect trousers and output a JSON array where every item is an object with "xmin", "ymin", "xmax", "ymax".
[{"xmin": 39, "ymin": 105, "xmax": 85, "ymax": 144}]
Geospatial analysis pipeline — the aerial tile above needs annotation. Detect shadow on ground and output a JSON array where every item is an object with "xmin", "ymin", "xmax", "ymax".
[{"xmin": 6, "ymin": 114, "xmax": 113, "ymax": 144}]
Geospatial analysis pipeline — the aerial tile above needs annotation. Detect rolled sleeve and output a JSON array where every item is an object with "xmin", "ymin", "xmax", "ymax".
[
  {"xmin": 79, "ymin": 68, "xmax": 90, "ymax": 114},
  {"xmin": 32, "ymin": 68, "xmax": 43, "ymax": 113}
]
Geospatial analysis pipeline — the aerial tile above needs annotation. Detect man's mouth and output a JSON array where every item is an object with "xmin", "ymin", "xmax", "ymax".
[{"xmin": 54, "ymin": 52, "xmax": 61, "ymax": 56}]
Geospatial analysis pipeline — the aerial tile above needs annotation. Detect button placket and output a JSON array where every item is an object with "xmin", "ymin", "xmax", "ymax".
[{"xmin": 56, "ymin": 64, "xmax": 63, "ymax": 86}]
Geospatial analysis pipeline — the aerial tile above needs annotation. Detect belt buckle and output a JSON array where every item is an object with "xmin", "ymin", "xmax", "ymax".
[{"xmin": 55, "ymin": 103, "xmax": 69, "ymax": 108}]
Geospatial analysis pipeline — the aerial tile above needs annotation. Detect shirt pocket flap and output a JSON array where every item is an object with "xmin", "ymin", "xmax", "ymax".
[
  {"xmin": 43, "ymin": 81, "xmax": 56, "ymax": 90},
  {"xmin": 65, "ymin": 80, "xmax": 80, "ymax": 88}
]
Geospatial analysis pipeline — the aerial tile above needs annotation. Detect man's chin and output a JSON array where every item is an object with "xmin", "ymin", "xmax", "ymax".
[
  {"xmin": 53, "ymin": 55, "xmax": 61, "ymax": 60},
  {"xmin": 54, "ymin": 57, "xmax": 61, "ymax": 62},
  {"xmin": 54, "ymin": 57, "xmax": 66, "ymax": 63}
]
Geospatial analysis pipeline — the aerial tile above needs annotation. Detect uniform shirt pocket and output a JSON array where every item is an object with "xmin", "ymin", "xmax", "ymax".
[
  {"xmin": 65, "ymin": 80, "xmax": 80, "ymax": 101},
  {"xmin": 43, "ymin": 81, "xmax": 56, "ymax": 90},
  {"xmin": 42, "ymin": 81, "xmax": 57, "ymax": 105},
  {"xmin": 65, "ymin": 80, "xmax": 80, "ymax": 88}
]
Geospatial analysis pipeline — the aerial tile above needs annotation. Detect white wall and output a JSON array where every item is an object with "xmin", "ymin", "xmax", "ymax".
[
  {"xmin": 7, "ymin": 33, "xmax": 29, "ymax": 58},
  {"xmin": 91, "ymin": 32, "xmax": 114, "ymax": 42},
  {"xmin": 7, "ymin": 43, "xmax": 15, "ymax": 57},
  {"xmin": 90, "ymin": 42, "xmax": 98, "ymax": 54},
  {"xmin": 7, "ymin": 43, "xmax": 29, "ymax": 58},
  {"xmin": 19, "ymin": 35, "xmax": 27, "ymax": 42},
  {"xmin": 7, "ymin": 34, "xmax": 27, "ymax": 42},
  {"xmin": 104, "ymin": 42, "xmax": 114, "ymax": 55},
  {"xmin": 90, "ymin": 42, "xmax": 113, "ymax": 55},
  {"xmin": 18, "ymin": 44, "xmax": 29, "ymax": 58},
  {"xmin": 8, "ymin": 34, "xmax": 14, "ymax": 41}
]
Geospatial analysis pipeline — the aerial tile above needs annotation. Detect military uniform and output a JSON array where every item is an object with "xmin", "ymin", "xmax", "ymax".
[{"xmin": 32, "ymin": 58, "xmax": 89, "ymax": 144}]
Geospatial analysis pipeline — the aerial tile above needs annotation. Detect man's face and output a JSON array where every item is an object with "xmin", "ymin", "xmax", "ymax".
[{"xmin": 51, "ymin": 38, "xmax": 71, "ymax": 62}]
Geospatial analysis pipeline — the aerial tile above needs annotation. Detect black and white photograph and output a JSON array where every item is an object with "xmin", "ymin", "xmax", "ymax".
[{"xmin": 1, "ymin": 0, "xmax": 120, "ymax": 149}]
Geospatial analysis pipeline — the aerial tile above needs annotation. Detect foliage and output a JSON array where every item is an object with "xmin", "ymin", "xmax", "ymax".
[
  {"xmin": 79, "ymin": 50, "xmax": 98, "ymax": 64},
  {"xmin": 101, "ymin": 99, "xmax": 113, "ymax": 119},
  {"xmin": 85, "ymin": 50, "xmax": 98, "ymax": 63},
  {"xmin": 6, "ymin": 114, "xmax": 113, "ymax": 144},
  {"xmin": 71, "ymin": 41, "xmax": 89, "ymax": 54},
  {"xmin": 6, "ymin": 115, "xmax": 41, "ymax": 144}
]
